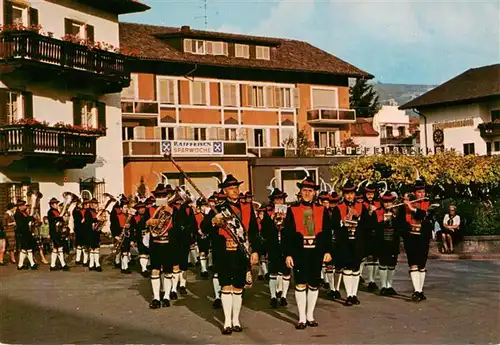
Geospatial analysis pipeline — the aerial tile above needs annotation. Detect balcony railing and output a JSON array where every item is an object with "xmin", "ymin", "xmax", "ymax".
[
  {"xmin": 248, "ymin": 147, "xmax": 286, "ymax": 158},
  {"xmin": 307, "ymin": 108, "xmax": 356, "ymax": 124},
  {"xmin": 0, "ymin": 31, "xmax": 128, "ymax": 80},
  {"xmin": 0, "ymin": 125, "xmax": 97, "ymax": 165},
  {"xmin": 478, "ymin": 122, "xmax": 500, "ymax": 138},
  {"xmin": 380, "ymin": 136, "xmax": 414, "ymax": 145},
  {"xmin": 123, "ymin": 140, "xmax": 248, "ymax": 157}
]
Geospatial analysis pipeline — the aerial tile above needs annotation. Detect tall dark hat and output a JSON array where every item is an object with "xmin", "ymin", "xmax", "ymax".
[
  {"xmin": 219, "ymin": 174, "xmax": 243, "ymax": 189},
  {"xmin": 297, "ymin": 176, "xmax": 320, "ymax": 190},
  {"xmin": 269, "ymin": 188, "xmax": 287, "ymax": 200},
  {"xmin": 342, "ymin": 179, "xmax": 356, "ymax": 192}
]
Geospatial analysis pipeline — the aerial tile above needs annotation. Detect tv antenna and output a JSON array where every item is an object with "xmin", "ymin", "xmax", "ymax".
[{"xmin": 194, "ymin": 0, "xmax": 209, "ymax": 29}]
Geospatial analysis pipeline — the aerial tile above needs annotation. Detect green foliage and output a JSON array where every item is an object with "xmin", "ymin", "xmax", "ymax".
[
  {"xmin": 350, "ymin": 79, "xmax": 382, "ymax": 118},
  {"xmin": 282, "ymin": 127, "xmax": 315, "ymax": 157}
]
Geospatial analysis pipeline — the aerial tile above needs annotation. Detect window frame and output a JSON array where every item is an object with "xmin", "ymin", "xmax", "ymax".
[
  {"xmin": 81, "ymin": 100, "xmax": 98, "ymax": 128},
  {"xmin": 491, "ymin": 109, "xmax": 500, "ymax": 122},
  {"xmin": 235, "ymin": 43, "xmax": 250, "ymax": 58},
  {"xmin": 256, "ymin": 45, "xmax": 270, "ymax": 60},
  {"xmin": 310, "ymin": 86, "xmax": 339, "ymax": 109},
  {"xmin": 3, "ymin": 90, "xmax": 23, "ymax": 124},
  {"xmin": 11, "ymin": 3, "xmax": 28, "ymax": 26},
  {"xmin": 190, "ymin": 80, "xmax": 210, "ymax": 106},
  {"xmin": 463, "ymin": 142, "xmax": 475, "ymax": 156},
  {"xmin": 221, "ymin": 83, "xmax": 239, "ymax": 107},
  {"xmin": 252, "ymin": 86, "xmax": 265, "ymax": 108},
  {"xmin": 158, "ymin": 77, "xmax": 177, "ymax": 105},
  {"xmin": 121, "ymin": 74, "xmax": 138, "ymax": 100},
  {"xmin": 192, "ymin": 40, "xmax": 206, "ymax": 55},
  {"xmin": 313, "ymin": 129, "xmax": 338, "ymax": 148}
]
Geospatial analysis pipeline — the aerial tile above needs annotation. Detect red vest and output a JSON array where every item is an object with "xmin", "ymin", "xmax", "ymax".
[
  {"xmin": 133, "ymin": 214, "xmax": 142, "ymax": 223},
  {"xmin": 148, "ymin": 207, "xmax": 156, "ymax": 218},
  {"xmin": 50, "ymin": 208, "xmax": 60, "ymax": 217},
  {"xmin": 117, "ymin": 213, "xmax": 126, "ymax": 227},
  {"xmin": 195, "ymin": 213, "xmax": 204, "ymax": 229},
  {"xmin": 405, "ymin": 201, "xmax": 430, "ymax": 224},
  {"xmin": 364, "ymin": 201, "xmax": 381, "ymax": 210},
  {"xmin": 218, "ymin": 202, "xmax": 252, "ymax": 240},
  {"xmin": 337, "ymin": 202, "xmax": 364, "ymax": 221},
  {"xmin": 290, "ymin": 204, "xmax": 324, "ymax": 237}
]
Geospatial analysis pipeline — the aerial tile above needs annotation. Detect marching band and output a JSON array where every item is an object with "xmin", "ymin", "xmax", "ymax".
[{"xmin": 4, "ymin": 165, "xmax": 439, "ymax": 334}]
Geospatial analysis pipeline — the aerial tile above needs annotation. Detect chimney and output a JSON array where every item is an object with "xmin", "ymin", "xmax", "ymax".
[{"xmin": 181, "ymin": 25, "xmax": 190, "ymax": 33}]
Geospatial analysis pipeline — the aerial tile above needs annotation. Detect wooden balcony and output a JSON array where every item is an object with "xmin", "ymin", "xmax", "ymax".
[
  {"xmin": 0, "ymin": 125, "xmax": 98, "ymax": 169},
  {"xmin": 0, "ymin": 31, "xmax": 130, "ymax": 93},
  {"xmin": 123, "ymin": 140, "xmax": 248, "ymax": 160},
  {"xmin": 380, "ymin": 136, "xmax": 414, "ymax": 145},
  {"xmin": 478, "ymin": 122, "xmax": 500, "ymax": 138},
  {"xmin": 307, "ymin": 108, "xmax": 356, "ymax": 124}
]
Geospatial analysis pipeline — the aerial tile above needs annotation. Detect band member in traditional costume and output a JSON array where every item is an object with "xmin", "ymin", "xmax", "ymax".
[
  {"xmin": 111, "ymin": 203, "xmax": 133, "ymax": 274},
  {"xmin": 326, "ymin": 191, "xmax": 343, "ymax": 299},
  {"xmin": 263, "ymin": 188, "xmax": 291, "ymax": 308},
  {"xmin": 205, "ymin": 173, "xmax": 260, "ymax": 335},
  {"xmin": 110, "ymin": 203, "xmax": 122, "ymax": 269},
  {"xmin": 4, "ymin": 202, "xmax": 18, "ymax": 264},
  {"xmin": 362, "ymin": 182, "xmax": 381, "ymax": 291},
  {"xmin": 195, "ymin": 198, "xmax": 210, "ymax": 278},
  {"xmin": 131, "ymin": 202, "xmax": 149, "ymax": 277},
  {"xmin": 85, "ymin": 198, "xmax": 102, "ymax": 272},
  {"xmin": 375, "ymin": 191, "xmax": 402, "ymax": 296},
  {"xmin": 402, "ymin": 179, "xmax": 434, "ymax": 302},
  {"xmin": 81, "ymin": 199, "xmax": 91, "ymax": 266},
  {"xmin": 332, "ymin": 180, "xmax": 368, "ymax": 306},
  {"xmin": 318, "ymin": 192, "xmax": 331, "ymax": 289},
  {"xmin": 73, "ymin": 199, "xmax": 85, "ymax": 265},
  {"xmin": 14, "ymin": 200, "xmax": 38, "ymax": 270},
  {"xmin": 146, "ymin": 185, "xmax": 180, "ymax": 309},
  {"xmin": 48, "ymin": 197, "xmax": 69, "ymax": 271},
  {"xmin": 282, "ymin": 177, "xmax": 331, "ymax": 329}
]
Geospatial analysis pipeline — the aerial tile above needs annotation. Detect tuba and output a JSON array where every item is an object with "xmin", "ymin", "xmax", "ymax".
[
  {"xmin": 56, "ymin": 192, "xmax": 79, "ymax": 235},
  {"xmin": 92, "ymin": 193, "xmax": 118, "ymax": 233},
  {"xmin": 28, "ymin": 190, "xmax": 43, "ymax": 233}
]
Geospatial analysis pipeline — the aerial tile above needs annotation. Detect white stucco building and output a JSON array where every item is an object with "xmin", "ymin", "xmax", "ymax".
[
  {"xmin": 0, "ymin": 0, "xmax": 149, "ymax": 215},
  {"xmin": 400, "ymin": 64, "xmax": 500, "ymax": 156}
]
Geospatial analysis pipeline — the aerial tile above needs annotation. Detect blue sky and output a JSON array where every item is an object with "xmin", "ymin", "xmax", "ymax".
[{"xmin": 122, "ymin": 0, "xmax": 500, "ymax": 85}]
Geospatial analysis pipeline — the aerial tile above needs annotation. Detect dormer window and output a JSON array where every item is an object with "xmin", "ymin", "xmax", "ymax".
[
  {"xmin": 206, "ymin": 41, "xmax": 228, "ymax": 56},
  {"xmin": 256, "ymin": 46, "xmax": 270, "ymax": 60},
  {"xmin": 184, "ymin": 39, "xmax": 228, "ymax": 56},
  {"xmin": 235, "ymin": 44, "xmax": 250, "ymax": 58}
]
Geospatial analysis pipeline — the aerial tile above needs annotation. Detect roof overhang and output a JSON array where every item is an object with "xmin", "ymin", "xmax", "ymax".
[{"xmin": 73, "ymin": 0, "xmax": 150, "ymax": 15}]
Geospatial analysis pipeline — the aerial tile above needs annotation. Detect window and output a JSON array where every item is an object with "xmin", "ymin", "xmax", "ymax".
[
  {"xmin": 158, "ymin": 79, "xmax": 177, "ymax": 104},
  {"xmin": 312, "ymin": 88, "xmax": 338, "ymax": 109},
  {"xmin": 12, "ymin": 4, "xmax": 26, "ymax": 25},
  {"xmin": 280, "ymin": 127, "xmax": 295, "ymax": 146},
  {"xmin": 80, "ymin": 177, "xmax": 106, "ymax": 205},
  {"xmin": 4, "ymin": 1, "xmax": 38, "ymax": 27},
  {"xmin": 194, "ymin": 128, "xmax": 207, "ymax": 141},
  {"xmin": 192, "ymin": 40, "xmax": 205, "ymax": 54},
  {"xmin": 207, "ymin": 41, "xmax": 228, "ymax": 56},
  {"xmin": 254, "ymin": 128, "xmax": 264, "ymax": 147},
  {"xmin": 81, "ymin": 101, "xmax": 97, "ymax": 128},
  {"xmin": 251, "ymin": 86, "xmax": 265, "ymax": 107},
  {"xmin": 256, "ymin": 46, "xmax": 270, "ymax": 60},
  {"xmin": 235, "ymin": 44, "xmax": 250, "ymax": 58},
  {"xmin": 121, "ymin": 74, "xmax": 138, "ymax": 100},
  {"xmin": 463, "ymin": 143, "xmax": 475, "ymax": 155},
  {"xmin": 274, "ymin": 87, "xmax": 292, "ymax": 108},
  {"xmin": 398, "ymin": 126, "xmax": 406, "ymax": 137},
  {"xmin": 64, "ymin": 18, "xmax": 94, "ymax": 42},
  {"xmin": 222, "ymin": 84, "xmax": 238, "ymax": 107},
  {"xmin": 191, "ymin": 81, "xmax": 208, "ymax": 105},
  {"xmin": 386, "ymin": 126, "xmax": 394, "ymax": 138},
  {"xmin": 491, "ymin": 109, "xmax": 500, "ymax": 122},
  {"xmin": 487, "ymin": 142, "xmax": 492, "ymax": 155},
  {"xmin": 160, "ymin": 127, "xmax": 175, "ymax": 140},
  {"xmin": 495, "ymin": 141, "xmax": 500, "ymax": 152},
  {"xmin": 5, "ymin": 91, "xmax": 21, "ymax": 124},
  {"xmin": 314, "ymin": 130, "xmax": 336, "ymax": 148},
  {"xmin": 225, "ymin": 128, "xmax": 237, "ymax": 141},
  {"xmin": 122, "ymin": 127, "xmax": 134, "ymax": 140}
]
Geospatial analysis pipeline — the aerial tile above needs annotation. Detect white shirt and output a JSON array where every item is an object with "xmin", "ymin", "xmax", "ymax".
[{"xmin": 443, "ymin": 214, "xmax": 460, "ymax": 228}]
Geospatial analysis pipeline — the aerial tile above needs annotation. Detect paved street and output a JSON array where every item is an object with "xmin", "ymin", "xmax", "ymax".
[{"xmin": 1, "ymin": 257, "xmax": 499, "ymax": 344}]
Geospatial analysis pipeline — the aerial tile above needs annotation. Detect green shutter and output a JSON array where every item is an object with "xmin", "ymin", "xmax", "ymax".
[
  {"xmin": 4, "ymin": 1, "xmax": 13, "ymax": 25},
  {"xmin": 73, "ymin": 99, "xmax": 82, "ymax": 126},
  {"xmin": 0, "ymin": 90, "xmax": 8, "ymax": 126},
  {"xmin": 28, "ymin": 7, "xmax": 39, "ymax": 27},
  {"xmin": 64, "ymin": 18, "xmax": 72, "ymax": 35},
  {"xmin": 97, "ymin": 101, "xmax": 106, "ymax": 130},
  {"xmin": 22, "ymin": 92, "xmax": 33, "ymax": 119},
  {"xmin": 86, "ymin": 24, "xmax": 95, "ymax": 43}
]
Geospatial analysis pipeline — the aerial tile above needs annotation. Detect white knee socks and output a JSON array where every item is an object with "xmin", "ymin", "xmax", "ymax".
[
  {"xmin": 171, "ymin": 271, "xmax": 180, "ymax": 292},
  {"xmin": 379, "ymin": 266, "xmax": 388, "ymax": 289},
  {"xmin": 306, "ymin": 287, "xmax": 319, "ymax": 322},
  {"xmin": 115, "ymin": 252, "xmax": 121, "ymax": 265},
  {"xmin": 93, "ymin": 249, "xmax": 100, "ymax": 267},
  {"xmin": 213, "ymin": 274, "xmax": 221, "ymax": 299},
  {"xmin": 419, "ymin": 269, "xmax": 426, "ymax": 292},
  {"xmin": 352, "ymin": 271, "xmax": 360, "ymax": 295},
  {"xmin": 334, "ymin": 270, "xmax": 343, "ymax": 291},
  {"xmin": 151, "ymin": 275, "xmax": 161, "ymax": 301},
  {"xmin": 82, "ymin": 249, "xmax": 89, "ymax": 264},
  {"xmin": 387, "ymin": 267, "xmax": 395, "ymax": 288},
  {"xmin": 410, "ymin": 269, "xmax": 420, "ymax": 292},
  {"xmin": 89, "ymin": 250, "xmax": 95, "ymax": 267},
  {"xmin": 326, "ymin": 269, "xmax": 334, "ymax": 290},
  {"xmin": 58, "ymin": 247, "xmax": 66, "ymax": 267},
  {"xmin": 76, "ymin": 247, "xmax": 82, "ymax": 262},
  {"xmin": 27, "ymin": 250, "xmax": 35, "ymax": 266},
  {"xmin": 139, "ymin": 255, "xmax": 148, "ymax": 272},
  {"xmin": 269, "ymin": 275, "xmax": 278, "ymax": 298},
  {"xmin": 221, "ymin": 291, "xmax": 233, "ymax": 328},
  {"xmin": 163, "ymin": 274, "xmax": 172, "ymax": 300},
  {"xmin": 282, "ymin": 276, "xmax": 291, "ymax": 298},
  {"xmin": 295, "ymin": 287, "xmax": 307, "ymax": 323},
  {"xmin": 232, "ymin": 291, "xmax": 243, "ymax": 327},
  {"xmin": 18, "ymin": 250, "xmax": 27, "ymax": 268},
  {"xmin": 200, "ymin": 256, "xmax": 207, "ymax": 273},
  {"xmin": 367, "ymin": 262, "xmax": 377, "ymax": 283},
  {"xmin": 179, "ymin": 271, "xmax": 187, "ymax": 288},
  {"xmin": 343, "ymin": 270, "xmax": 353, "ymax": 296},
  {"xmin": 50, "ymin": 250, "xmax": 58, "ymax": 268},
  {"xmin": 121, "ymin": 253, "xmax": 129, "ymax": 270}
]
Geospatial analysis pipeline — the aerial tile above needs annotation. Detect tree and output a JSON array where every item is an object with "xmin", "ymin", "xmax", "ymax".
[
  {"xmin": 350, "ymin": 79, "xmax": 381, "ymax": 118},
  {"xmin": 282, "ymin": 128, "xmax": 314, "ymax": 157},
  {"xmin": 137, "ymin": 176, "xmax": 147, "ymax": 198}
]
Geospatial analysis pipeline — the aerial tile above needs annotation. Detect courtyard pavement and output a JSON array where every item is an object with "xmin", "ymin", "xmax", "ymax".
[{"xmin": 0, "ymin": 257, "xmax": 499, "ymax": 344}]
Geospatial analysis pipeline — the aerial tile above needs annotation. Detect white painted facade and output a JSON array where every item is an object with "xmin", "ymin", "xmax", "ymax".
[
  {"xmin": 418, "ymin": 99, "xmax": 500, "ymax": 156},
  {"xmin": 352, "ymin": 135, "xmax": 379, "ymax": 149},
  {"xmin": 373, "ymin": 105, "xmax": 411, "ymax": 141},
  {"xmin": 0, "ymin": 0, "xmax": 125, "ymax": 215}
]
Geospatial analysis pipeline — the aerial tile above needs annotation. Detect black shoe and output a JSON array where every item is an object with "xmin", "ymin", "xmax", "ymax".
[
  {"xmin": 17, "ymin": 266, "xmax": 24, "ymax": 270},
  {"xmin": 419, "ymin": 292, "xmax": 427, "ymax": 300},
  {"xmin": 387, "ymin": 287, "xmax": 397, "ymax": 296},
  {"xmin": 161, "ymin": 299, "xmax": 171, "ymax": 307},
  {"xmin": 50, "ymin": 266, "xmax": 59, "ymax": 271},
  {"xmin": 124, "ymin": 268, "xmax": 132, "ymax": 274},
  {"xmin": 170, "ymin": 291, "xmax": 178, "ymax": 300},
  {"xmin": 212, "ymin": 298, "xmax": 222, "ymax": 309},
  {"xmin": 61, "ymin": 265, "xmax": 69, "ymax": 271},
  {"xmin": 200, "ymin": 271, "xmax": 209, "ymax": 278},
  {"xmin": 89, "ymin": 266, "xmax": 95, "ymax": 271},
  {"xmin": 367, "ymin": 282, "xmax": 378, "ymax": 291},
  {"xmin": 95, "ymin": 266, "xmax": 103, "ymax": 272},
  {"xmin": 327, "ymin": 290, "xmax": 335, "ymax": 300},
  {"xmin": 306, "ymin": 320, "xmax": 318, "ymax": 327},
  {"xmin": 257, "ymin": 275, "xmax": 264, "ymax": 281},
  {"xmin": 146, "ymin": 265, "xmax": 152, "ymax": 270},
  {"xmin": 295, "ymin": 322, "xmax": 307, "ymax": 330},
  {"xmin": 344, "ymin": 296, "xmax": 353, "ymax": 306},
  {"xmin": 30, "ymin": 264, "xmax": 39, "ymax": 270},
  {"xmin": 149, "ymin": 299, "xmax": 161, "ymax": 309},
  {"xmin": 222, "ymin": 327, "xmax": 232, "ymax": 335},
  {"xmin": 280, "ymin": 297, "xmax": 288, "ymax": 306},
  {"xmin": 114, "ymin": 263, "xmax": 120, "ymax": 269},
  {"xmin": 141, "ymin": 270, "xmax": 149, "ymax": 278},
  {"xmin": 412, "ymin": 292, "xmax": 420, "ymax": 302},
  {"xmin": 270, "ymin": 297, "xmax": 278, "ymax": 308},
  {"xmin": 179, "ymin": 286, "xmax": 187, "ymax": 295},
  {"xmin": 352, "ymin": 296, "xmax": 360, "ymax": 305},
  {"xmin": 83, "ymin": 262, "xmax": 89, "ymax": 267},
  {"xmin": 333, "ymin": 290, "xmax": 341, "ymax": 299},
  {"xmin": 75, "ymin": 260, "xmax": 82, "ymax": 265},
  {"xmin": 232, "ymin": 325, "xmax": 243, "ymax": 332},
  {"xmin": 22, "ymin": 265, "xmax": 29, "ymax": 270},
  {"xmin": 379, "ymin": 287, "xmax": 388, "ymax": 296}
]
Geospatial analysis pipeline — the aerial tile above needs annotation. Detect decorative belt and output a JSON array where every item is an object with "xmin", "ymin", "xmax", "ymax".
[
  {"xmin": 153, "ymin": 239, "xmax": 169, "ymax": 244},
  {"xmin": 410, "ymin": 224, "xmax": 422, "ymax": 235},
  {"xmin": 303, "ymin": 236, "xmax": 316, "ymax": 249},
  {"xmin": 383, "ymin": 229, "xmax": 395, "ymax": 241}
]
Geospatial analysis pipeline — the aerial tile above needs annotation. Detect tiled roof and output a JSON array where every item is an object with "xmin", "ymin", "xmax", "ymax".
[
  {"xmin": 73, "ymin": 0, "xmax": 150, "ymax": 14},
  {"xmin": 119, "ymin": 23, "xmax": 372, "ymax": 78},
  {"xmin": 350, "ymin": 118, "xmax": 379, "ymax": 137},
  {"xmin": 400, "ymin": 64, "xmax": 500, "ymax": 110}
]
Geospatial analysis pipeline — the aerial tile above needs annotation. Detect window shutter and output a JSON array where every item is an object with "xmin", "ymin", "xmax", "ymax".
[
  {"xmin": 275, "ymin": 87, "xmax": 282, "ymax": 108},
  {"xmin": 206, "ymin": 41, "xmax": 213, "ymax": 54},
  {"xmin": 86, "ymin": 24, "xmax": 95, "ymax": 43},
  {"xmin": 183, "ymin": 39, "xmax": 192, "ymax": 53},
  {"xmin": 246, "ymin": 85, "xmax": 254, "ymax": 107},
  {"xmin": 186, "ymin": 127, "xmax": 195, "ymax": 140},
  {"xmin": 266, "ymin": 87, "xmax": 275, "ymax": 108},
  {"xmin": 231, "ymin": 84, "xmax": 237, "ymax": 106},
  {"xmin": 0, "ymin": 90, "xmax": 8, "ymax": 126},
  {"xmin": 247, "ymin": 128, "xmax": 255, "ymax": 147},
  {"xmin": 207, "ymin": 127, "xmax": 217, "ymax": 140},
  {"xmin": 64, "ymin": 18, "xmax": 72, "ymax": 35},
  {"xmin": 28, "ymin": 7, "xmax": 39, "ymax": 27},
  {"xmin": 134, "ymin": 126, "xmax": 145, "ymax": 139},
  {"xmin": 72, "ymin": 99, "xmax": 82, "ymax": 126},
  {"xmin": 201, "ymin": 83, "xmax": 207, "ymax": 105},
  {"xmin": 22, "ymin": 92, "xmax": 33, "ymax": 119},
  {"xmin": 217, "ymin": 128, "xmax": 225, "ymax": 140},
  {"xmin": 4, "ymin": 1, "xmax": 13, "ymax": 25},
  {"xmin": 293, "ymin": 88, "xmax": 300, "ymax": 109},
  {"xmin": 97, "ymin": 101, "xmax": 106, "ymax": 130},
  {"xmin": 223, "ymin": 42, "xmax": 228, "ymax": 56},
  {"xmin": 153, "ymin": 127, "xmax": 162, "ymax": 139},
  {"xmin": 169, "ymin": 80, "xmax": 175, "ymax": 104}
]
